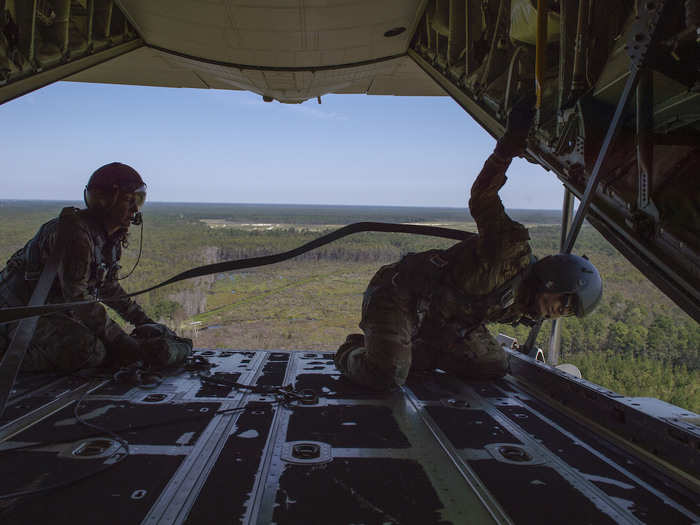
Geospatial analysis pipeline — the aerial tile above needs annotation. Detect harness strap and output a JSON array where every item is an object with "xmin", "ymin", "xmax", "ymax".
[
  {"xmin": 488, "ymin": 255, "xmax": 537, "ymax": 309},
  {"xmin": 435, "ymin": 253, "xmax": 537, "ymax": 325},
  {"xmin": 0, "ymin": 207, "xmax": 75, "ymax": 418}
]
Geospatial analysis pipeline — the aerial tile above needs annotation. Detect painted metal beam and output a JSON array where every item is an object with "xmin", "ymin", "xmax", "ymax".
[{"xmin": 0, "ymin": 39, "xmax": 143, "ymax": 105}]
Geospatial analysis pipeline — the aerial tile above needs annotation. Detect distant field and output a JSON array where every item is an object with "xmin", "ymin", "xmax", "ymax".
[
  {"xmin": 191, "ymin": 260, "xmax": 372, "ymax": 351},
  {"xmin": 1, "ymin": 200, "xmax": 698, "ymax": 411}
]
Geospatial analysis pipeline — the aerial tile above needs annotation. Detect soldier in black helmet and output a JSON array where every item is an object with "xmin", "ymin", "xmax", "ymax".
[
  {"xmin": 0, "ymin": 162, "xmax": 189, "ymax": 371},
  {"xmin": 335, "ymin": 104, "xmax": 603, "ymax": 390}
]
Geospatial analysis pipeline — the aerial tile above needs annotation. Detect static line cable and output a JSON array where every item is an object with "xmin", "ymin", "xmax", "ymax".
[
  {"xmin": 0, "ymin": 222, "xmax": 475, "ymax": 325},
  {"xmin": 118, "ymin": 219, "xmax": 144, "ymax": 281}
]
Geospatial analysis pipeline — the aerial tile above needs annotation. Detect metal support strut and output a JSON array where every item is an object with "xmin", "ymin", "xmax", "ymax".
[
  {"xmin": 547, "ymin": 187, "xmax": 575, "ymax": 365},
  {"xmin": 636, "ymin": 67, "xmax": 655, "ymax": 212},
  {"xmin": 562, "ymin": 69, "xmax": 641, "ymax": 254}
]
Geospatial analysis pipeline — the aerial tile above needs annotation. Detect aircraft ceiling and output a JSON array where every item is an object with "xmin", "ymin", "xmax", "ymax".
[{"xmin": 68, "ymin": 0, "xmax": 444, "ymax": 103}]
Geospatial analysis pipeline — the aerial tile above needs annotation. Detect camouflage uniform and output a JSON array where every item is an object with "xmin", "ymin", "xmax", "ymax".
[
  {"xmin": 335, "ymin": 154, "xmax": 534, "ymax": 390},
  {"xmin": 0, "ymin": 208, "xmax": 153, "ymax": 371}
]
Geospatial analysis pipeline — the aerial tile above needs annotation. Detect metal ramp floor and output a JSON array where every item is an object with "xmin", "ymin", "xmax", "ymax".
[{"xmin": 0, "ymin": 349, "xmax": 698, "ymax": 524}]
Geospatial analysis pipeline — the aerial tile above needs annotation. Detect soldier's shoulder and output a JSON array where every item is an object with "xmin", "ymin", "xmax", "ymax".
[
  {"xmin": 479, "ymin": 223, "xmax": 531, "ymax": 255},
  {"xmin": 35, "ymin": 215, "xmax": 60, "ymax": 235},
  {"xmin": 60, "ymin": 208, "xmax": 100, "ymax": 235},
  {"xmin": 399, "ymin": 246, "xmax": 454, "ymax": 270}
]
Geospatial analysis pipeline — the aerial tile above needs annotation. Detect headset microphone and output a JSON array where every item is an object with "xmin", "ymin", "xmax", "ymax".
[{"xmin": 131, "ymin": 211, "xmax": 143, "ymax": 226}]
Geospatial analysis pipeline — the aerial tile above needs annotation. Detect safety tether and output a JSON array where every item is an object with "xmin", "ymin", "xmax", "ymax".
[{"xmin": 0, "ymin": 222, "xmax": 475, "ymax": 325}]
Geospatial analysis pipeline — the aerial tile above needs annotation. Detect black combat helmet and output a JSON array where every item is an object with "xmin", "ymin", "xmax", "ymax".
[
  {"xmin": 531, "ymin": 254, "xmax": 602, "ymax": 317},
  {"xmin": 84, "ymin": 162, "xmax": 147, "ymax": 212}
]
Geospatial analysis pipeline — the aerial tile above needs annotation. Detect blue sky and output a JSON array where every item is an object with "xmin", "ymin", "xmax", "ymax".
[{"xmin": 1, "ymin": 81, "xmax": 565, "ymax": 209}]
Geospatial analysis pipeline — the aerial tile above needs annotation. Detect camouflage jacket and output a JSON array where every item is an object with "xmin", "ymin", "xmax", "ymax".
[
  {"xmin": 0, "ymin": 208, "xmax": 152, "ymax": 344},
  {"xmin": 370, "ymin": 154, "xmax": 534, "ymax": 341}
]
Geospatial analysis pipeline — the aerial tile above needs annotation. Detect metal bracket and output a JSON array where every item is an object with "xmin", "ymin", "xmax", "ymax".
[
  {"xmin": 281, "ymin": 441, "xmax": 332, "ymax": 465},
  {"xmin": 626, "ymin": 1, "xmax": 666, "ymax": 71},
  {"xmin": 59, "ymin": 438, "xmax": 122, "ymax": 460},
  {"xmin": 635, "ymin": 66, "xmax": 660, "ymax": 220},
  {"xmin": 485, "ymin": 443, "xmax": 546, "ymax": 466}
]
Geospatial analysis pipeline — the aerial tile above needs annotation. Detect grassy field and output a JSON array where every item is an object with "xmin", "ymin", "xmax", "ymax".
[{"xmin": 190, "ymin": 260, "xmax": 373, "ymax": 351}]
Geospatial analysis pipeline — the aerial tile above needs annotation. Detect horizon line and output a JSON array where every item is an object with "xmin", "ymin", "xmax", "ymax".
[{"xmin": 0, "ymin": 198, "xmax": 562, "ymax": 212}]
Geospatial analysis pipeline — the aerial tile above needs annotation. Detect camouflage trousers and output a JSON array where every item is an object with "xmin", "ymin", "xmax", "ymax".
[
  {"xmin": 334, "ymin": 271, "xmax": 507, "ymax": 390},
  {"xmin": 0, "ymin": 314, "xmax": 107, "ymax": 372}
]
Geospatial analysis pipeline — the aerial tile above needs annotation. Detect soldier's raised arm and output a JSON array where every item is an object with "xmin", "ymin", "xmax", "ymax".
[{"xmin": 468, "ymin": 101, "xmax": 535, "ymax": 248}]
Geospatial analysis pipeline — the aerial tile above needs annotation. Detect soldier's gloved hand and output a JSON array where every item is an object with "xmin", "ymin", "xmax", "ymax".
[
  {"xmin": 137, "ymin": 337, "xmax": 172, "ymax": 367},
  {"xmin": 495, "ymin": 96, "xmax": 536, "ymax": 160},
  {"xmin": 111, "ymin": 332, "xmax": 142, "ymax": 364},
  {"xmin": 137, "ymin": 336, "xmax": 192, "ymax": 367}
]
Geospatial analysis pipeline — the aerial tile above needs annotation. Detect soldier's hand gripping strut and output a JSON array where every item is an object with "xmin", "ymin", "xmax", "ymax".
[{"xmin": 495, "ymin": 96, "xmax": 536, "ymax": 160}]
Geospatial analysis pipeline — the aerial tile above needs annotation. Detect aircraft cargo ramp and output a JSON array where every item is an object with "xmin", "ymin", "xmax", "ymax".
[{"xmin": 0, "ymin": 346, "xmax": 698, "ymax": 525}]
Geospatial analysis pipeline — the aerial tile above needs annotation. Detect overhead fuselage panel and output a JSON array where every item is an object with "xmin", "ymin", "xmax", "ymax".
[
  {"xmin": 67, "ymin": 47, "xmax": 443, "ymax": 102},
  {"xmin": 72, "ymin": 0, "xmax": 443, "ymax": 103},
  {"xmin": 0, "ymin": 0, "xmax": 444, "ymax": 104},
  {"xmin": 117, "ymin": 0, "xmax": 420, "ymax": 68}
]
